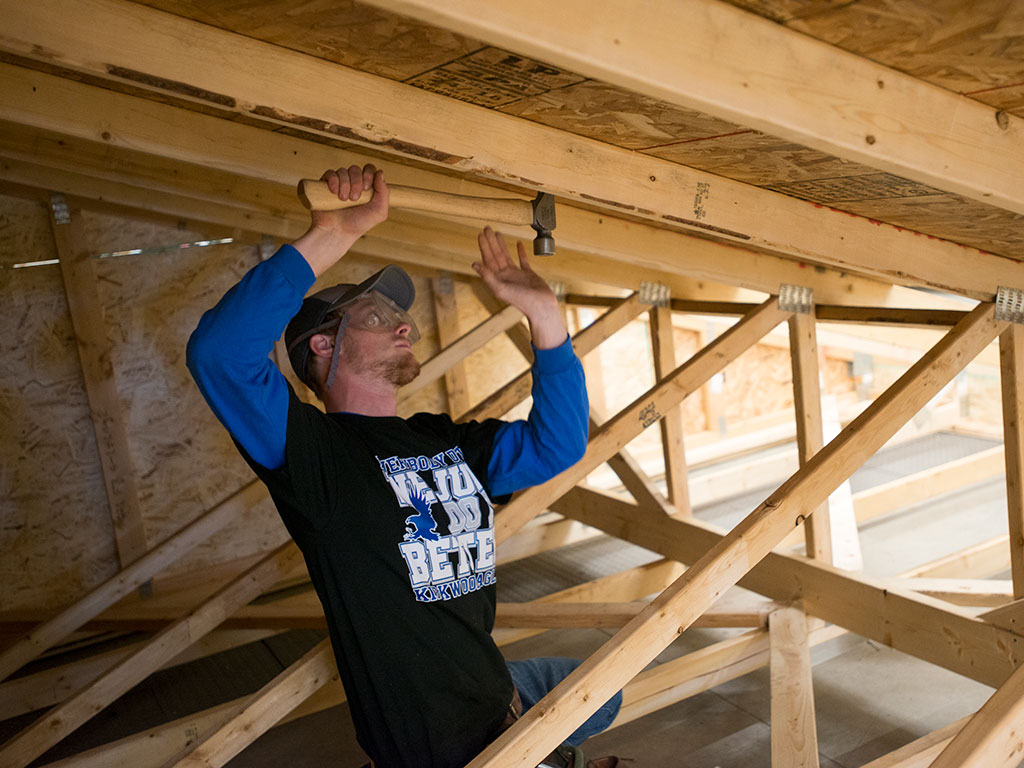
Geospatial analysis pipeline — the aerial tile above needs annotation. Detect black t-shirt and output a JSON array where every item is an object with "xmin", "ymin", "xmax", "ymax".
[{"xmin": 243, "ymin": 388, "xmax": 515, "ymax": 768}]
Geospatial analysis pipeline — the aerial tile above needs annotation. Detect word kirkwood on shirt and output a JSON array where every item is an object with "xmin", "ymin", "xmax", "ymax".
[{"xmin": 380, "ymin": 447, "xmax": 497, "ymax": 603}]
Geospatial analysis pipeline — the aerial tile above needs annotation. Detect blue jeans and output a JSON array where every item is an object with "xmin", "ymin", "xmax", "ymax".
[{"xmin": 506, "ymin": 657, "xmax": 622, "ymax": 746}]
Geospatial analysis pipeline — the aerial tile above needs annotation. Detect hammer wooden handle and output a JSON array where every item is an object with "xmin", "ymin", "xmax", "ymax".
[{"xmin": 298, "ymin": 179, "xmax": 534, "ymax": 226}]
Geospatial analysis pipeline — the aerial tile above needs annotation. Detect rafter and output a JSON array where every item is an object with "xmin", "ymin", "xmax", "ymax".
[
  {"xmin": 371, "ymin": 0, "xmax": 1024, "ymax": 217},
  {"xmin": 0, "ymin": 2, "xmax": 1019, "ymax": 298}
]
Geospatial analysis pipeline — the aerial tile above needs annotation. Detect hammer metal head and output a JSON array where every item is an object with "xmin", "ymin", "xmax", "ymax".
[{"xmin": 530, "ymin": 192, "xmax": 556, "ymax": 256}]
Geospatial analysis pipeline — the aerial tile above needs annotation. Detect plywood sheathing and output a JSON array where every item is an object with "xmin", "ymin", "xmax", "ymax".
[
  {"xmin": 130, "ymin": 0, "xmax": 1024, "ymax": 260},
  {"xmin": 0, "ymin": 194, "xmax": 119, "ymax": 612}
]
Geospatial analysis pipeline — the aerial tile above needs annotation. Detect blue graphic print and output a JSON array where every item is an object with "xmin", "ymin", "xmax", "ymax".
[{"xmin": 379, "ymin": 447, "xmax": 497, "ymax": 603}]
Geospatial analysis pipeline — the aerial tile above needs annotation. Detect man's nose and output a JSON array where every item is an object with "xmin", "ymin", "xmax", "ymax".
[{"xmin": 395, "ymin": 322, "xmax": 411, "ymax": 337}]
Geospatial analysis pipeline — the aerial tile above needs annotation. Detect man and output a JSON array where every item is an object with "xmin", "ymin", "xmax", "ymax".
[{"xmin": 187, "ymin": 164, "xmax": 620, "ymax": 767}]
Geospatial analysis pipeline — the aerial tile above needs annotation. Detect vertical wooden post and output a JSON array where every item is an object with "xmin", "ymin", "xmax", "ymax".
[
  {"xmin": 1001, "ymin": 324, "xmax": 1024, "ymax": 599},
  {"xmin": 49, "ymin": 195, "xmax": 148, "ymax": 567},
  {"xmin": 651, "ymin": 303, "xmax": 692, "ymax": 514},
  {"xmin": 769, "ymin": 606, "xmax": 820, "ymax": 767},
  {"xmin": 431, "ymin": 273, "xmax": 471, "ymax": 418},
  {"xmin": 789, "ymin": 312, "xmax": 832, "ymax": 563}
]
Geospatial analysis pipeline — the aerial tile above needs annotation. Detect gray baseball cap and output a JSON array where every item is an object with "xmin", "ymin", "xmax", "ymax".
[{"xmin": 285, "ymin": 265, "xmax": 415, "ymax": 387}]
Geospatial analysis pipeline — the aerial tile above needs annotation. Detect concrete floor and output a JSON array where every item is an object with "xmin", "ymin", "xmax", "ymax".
[{"xmin": 3, "ymin": 431, "xmax": 1012, "ymax": 767}]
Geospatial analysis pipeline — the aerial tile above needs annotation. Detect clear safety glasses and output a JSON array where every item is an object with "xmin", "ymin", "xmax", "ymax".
[{"xmin": 340, "ymin": 291, "xmax": 421, "ymax": 344}]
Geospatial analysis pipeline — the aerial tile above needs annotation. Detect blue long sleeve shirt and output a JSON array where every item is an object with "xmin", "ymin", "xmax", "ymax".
[{"xmin": 186, "ymin": 244, "xmax": 588, "ymax": 496}]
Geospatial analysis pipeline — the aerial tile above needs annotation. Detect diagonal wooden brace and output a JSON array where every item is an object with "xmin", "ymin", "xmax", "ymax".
[{"xmin": 469, "ymin": 302, "xmax": 1005, "ymax": 767}]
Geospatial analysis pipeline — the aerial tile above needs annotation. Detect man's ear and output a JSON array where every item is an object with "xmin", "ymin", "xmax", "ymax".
[{"xmin": 308, "ymin": 332, "xmax": 335, "ymax": 359}]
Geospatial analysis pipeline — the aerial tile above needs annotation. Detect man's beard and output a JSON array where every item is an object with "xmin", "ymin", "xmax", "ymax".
[{"xmin": 343, "ymin": 336, "xmax": 421, "ymax": 387}]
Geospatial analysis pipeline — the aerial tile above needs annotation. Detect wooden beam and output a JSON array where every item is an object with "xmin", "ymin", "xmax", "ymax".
[
  {"xmin": 788, "ymin": 311, "xmax": 831, "ymax": 563},
  {"xmin": 38, "ymin": 560, "xmax": 684, "ymax": 768},
  {"xmin": 493, "ymin": 299, "xmax": 789, "ymax": 544},
  {"xmin": 370, "ymin": 0, "xmax": 1024, "ymax": 217},
  {"xmin": 0, "ymin": 481, "xmax": 266, "ymax": 682},
  {"xmin": 1001, "ymin": 325, "xmax": 1024, "ymax": 599},
  {"xmin": 0, "ymin": 5, "xmax": 1019, "ymax": 299},
  {"xmin": 464, "ymin": 292, "xmax": 646, "ymax": 422},
  {"xmin": 161, "ymin": 639, "xmax": 336, "ymax": 768},
  {"xmin": 478, "ymin": 297, "xmax": 1003, "ymax": 760},
  {"xmin": 769, "ymin": 606, "xmax": 819, "ymax": 768},
  {"xmin": 0, "ymin": 543, "xmax": 303, "ymax": 768},
  {"xmin": 651, "ymin": 303, "xmax": 692, "ymax": 513},
  {"xmin": 930, "ymin": 656, "xmax": 1024, "ymax": 767},
  {"xmin": 493, "ymin": 600, "xmax": 772, "ymax": 630},
  {"xmin": 49, "ymin": 198, "xmax": 148, "ymax": 567},
  {"xmin": 0, "ymin": 67, "xmax": 970, "ymax": 311}
]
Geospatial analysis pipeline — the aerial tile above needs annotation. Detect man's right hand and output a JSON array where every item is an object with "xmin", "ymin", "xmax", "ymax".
[{"xmin": 294, "ymin": 164, "xmax": 390, "ymax": 277}]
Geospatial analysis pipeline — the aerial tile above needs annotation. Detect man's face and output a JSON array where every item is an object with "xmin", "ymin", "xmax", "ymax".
[{"xmin": 338, "ymin": 297, "xmax": 421, "ymax": 387}]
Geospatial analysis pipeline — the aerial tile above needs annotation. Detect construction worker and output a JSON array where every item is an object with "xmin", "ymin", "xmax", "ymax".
[{"xmin": 187, "ymin": 164, "xmax": 620, "ymax": 768}]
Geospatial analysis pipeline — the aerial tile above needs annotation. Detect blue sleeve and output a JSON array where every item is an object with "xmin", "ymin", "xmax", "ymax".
[
  {"xmin": 186, "ymin": 244, "xmax": 315, "ymax": 470},
  {"xmin": 486, "ymin": 337, "xmax": 588, "ymax": 496}
]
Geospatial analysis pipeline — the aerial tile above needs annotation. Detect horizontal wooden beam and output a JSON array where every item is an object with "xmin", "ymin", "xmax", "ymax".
[
  {"xmin": 567, "ymin": 295, "xmax": 969, "ymax": 328},
  {"xmin": 493, "ymin": 600, "xmax": 772, "ymax": 630},
  {"xmin": 0, "ymin": 2, "xmax": 1019, "ymax": 298},
  {"xmin": 372, "ymin": 0, "xmax": 1024, "ymax": 217}
]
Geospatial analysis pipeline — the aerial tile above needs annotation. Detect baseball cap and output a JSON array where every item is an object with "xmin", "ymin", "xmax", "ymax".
[{"xmin": 285, "ymin": 265, "xmax": 416, "ymax": 387}]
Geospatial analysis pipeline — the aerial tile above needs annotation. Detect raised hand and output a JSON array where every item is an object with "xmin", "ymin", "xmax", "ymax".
[
  {"xmin": 474, "ymin": 226, "xmax": 567, "ymax": 349},
  {"xmin": 313, "ymin": 164, "xmax": 390, "ymax": 238},
  {"xmin": 295, "ymin": 164, "xmax": 389, "ymax": 277}
]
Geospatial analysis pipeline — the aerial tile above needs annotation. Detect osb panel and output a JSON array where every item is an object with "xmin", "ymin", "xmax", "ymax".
[
  {"xmin": 0, "ymin": 194, "xmax": 119, "ymax": 612},
  {"xmin": 838, "ymin": 193, "xmax": 1024, "ymax": 259},
  {"xmin": 786, "ymin": 0, "xmax": 1024, "ymax": 95},
  {"xmin": 133, "ymin": 0, "xmax": 479, "ymax": 81},
  {"xmin": 646, "ymin": 131, "xmax": 879, "ymax": 186},
  {"xmin": 720, "ymin": 0, "xmax": 851, "ymax": 23},
  {"xmin": 82, "ymin": 211, "xmax": 288, "ymax": 578},
  {"xmin": 970, "ymin": 83, "xmax": 1024, "ymax": 116},
  {"xmin": 408, "ymin": 47, "xmax": 586, "ymax": 109},
  {"xmin": 499, "ymin": 80, "xmax": 741, "ymax": 149}
]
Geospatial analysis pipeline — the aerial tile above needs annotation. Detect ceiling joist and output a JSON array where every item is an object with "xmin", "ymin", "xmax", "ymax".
[
  {"xmin": 0, "ymin": 0, "xmax": 1020, "ymax": 300},
  {"xmin": 370, "ymin": 0, "xmax": 1024, "ymax": 217},
  {"xmin": 0, "ymin": 68, "xmax": 956, "ymax": 309}
]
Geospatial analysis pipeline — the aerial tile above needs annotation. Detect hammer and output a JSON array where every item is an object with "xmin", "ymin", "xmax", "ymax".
[{"xmin": 298, "ymin": 179, "xmax": 556, "ymax": 256}]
